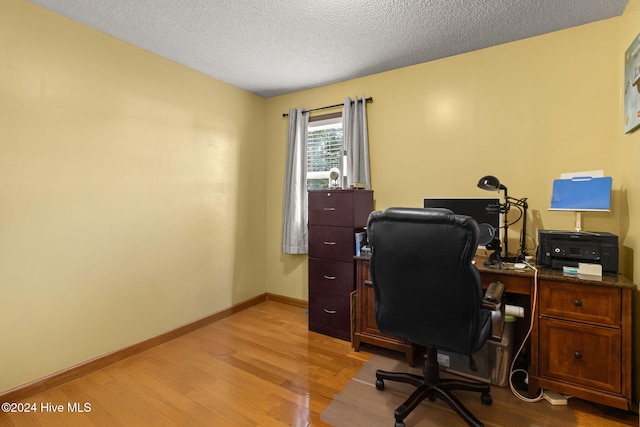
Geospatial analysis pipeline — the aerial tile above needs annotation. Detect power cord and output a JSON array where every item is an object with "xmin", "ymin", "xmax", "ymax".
[{"xmin": 508, "ymin": 261, "xmax": 544, "ymax": 402}]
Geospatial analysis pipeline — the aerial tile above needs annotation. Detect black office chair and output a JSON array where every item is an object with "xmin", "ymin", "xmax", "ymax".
[{"xmin": 367, "ymin": 207, "xmax": 505, "ymax": 427}]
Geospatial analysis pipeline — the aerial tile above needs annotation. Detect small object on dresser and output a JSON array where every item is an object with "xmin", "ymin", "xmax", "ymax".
[{"xmin": 578, "ymin": 263, "xmax": 602, "ymax": 277}]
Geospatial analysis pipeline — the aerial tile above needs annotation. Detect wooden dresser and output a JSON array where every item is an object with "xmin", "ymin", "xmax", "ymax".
[
  {"xmin": 307, "ymin": 190, "xmax": 373, "ymax": 341},
  {"xmin": 529, "ymin": 270, "xmax": 634, "ymax": 410},
  {"xmin": 353, "ymin": 256, "xmax": 635, "ymax": 410}
]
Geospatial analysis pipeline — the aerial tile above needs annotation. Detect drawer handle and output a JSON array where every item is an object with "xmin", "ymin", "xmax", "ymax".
[
  {"xmin": 323, "ymin": 241, "xmax": 337, "ymax": 245},
  {"xmin": 323, "ymin": 275, "xmax": 336, "ymax": 280},
  {"xmin": 323, "ymin": 207, "xmax": 336, "ymax": 211},
  {"xmin": 324, "ymin": 309, "xmax": 337, "ymax": 314},
  {"xmin": 574, "ymin": 299, "xmax": 583, "ymax": 307},
  {"xmin": 574, "ymin": 351, "xmax": 583, "ymax": 360},
  {"xmin": 364, "ymin": 280, "xmax": 373, "ymax": 287}
]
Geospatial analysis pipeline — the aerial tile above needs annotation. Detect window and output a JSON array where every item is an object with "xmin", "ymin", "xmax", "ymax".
[{"xmin": 307, "ymin": 114, "xmax": 344, "ymax": 190}]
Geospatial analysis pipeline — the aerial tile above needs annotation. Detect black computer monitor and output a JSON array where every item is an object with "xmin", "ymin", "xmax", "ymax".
[{"xmin": 422, "ymin": 197, "xmax": 501, "ymax": 231}]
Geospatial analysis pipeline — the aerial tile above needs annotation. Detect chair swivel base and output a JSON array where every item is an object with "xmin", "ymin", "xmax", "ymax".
[{"xmin": 375, "ymin": 350, "xmax": 492, "ymax": 427}]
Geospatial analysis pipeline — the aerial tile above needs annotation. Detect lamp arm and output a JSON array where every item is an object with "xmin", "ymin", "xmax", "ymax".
[
  {"xmin": 520, "ymin": 202, "xmax": 528, "ymax": 258},
  {"xmin": 502, "ymin": 196, "xmax": 529, "ymax": 260},
  {"xmin": 505, "ymin": 196, "xmax": 527, "ymax": 207},
  {"xmin": 505, "ymin": 197, "xmax": 528, "ymax": 259},
  {"xmin": 476, "ymin": 176, "xmax": 529, "ymax": 261}
]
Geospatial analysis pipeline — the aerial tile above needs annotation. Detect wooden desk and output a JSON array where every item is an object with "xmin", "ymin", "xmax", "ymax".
[
  {"xmin": 352, "ymin": 256, "xmax": 634, "ymax": 410},
  {"xmin": 352, "ymin": 257, "xmax": 417, "ymax": 366}
]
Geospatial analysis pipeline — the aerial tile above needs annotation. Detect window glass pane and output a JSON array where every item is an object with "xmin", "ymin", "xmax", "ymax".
[{"xmin": 307, "ymin": 117, "xmax": 343, "ymax": 190}]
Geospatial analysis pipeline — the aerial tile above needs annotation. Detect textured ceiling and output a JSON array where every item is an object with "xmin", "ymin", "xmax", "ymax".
[{"xmin": 27, "ymin": 0, "xmax": 628, "ymax": 98}]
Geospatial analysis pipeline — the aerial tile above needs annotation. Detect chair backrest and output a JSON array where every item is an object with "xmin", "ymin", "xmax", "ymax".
[{"xmin": 367, "ymin": 207, "xmax": 487, "ymax": 355}]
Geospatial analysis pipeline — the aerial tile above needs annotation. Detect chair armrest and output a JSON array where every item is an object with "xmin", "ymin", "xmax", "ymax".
[
  {"xmin": 482, "ymin": 281, "xmax": 505, "ymax": 341},
  {"xmin": 481, "ymin": 280, "xmax": 505, "ymax": 310}
]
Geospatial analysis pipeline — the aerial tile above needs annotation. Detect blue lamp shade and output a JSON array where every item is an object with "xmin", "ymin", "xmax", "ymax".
[{"xmin": 549, "ymin": 176, "xmax": 612, "ymax": 211}]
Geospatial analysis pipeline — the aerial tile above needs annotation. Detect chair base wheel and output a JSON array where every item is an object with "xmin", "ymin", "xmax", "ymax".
[
  {"xmin": 376, "ymin": 348, "xmax": 490, "ymax": 427},
  {"xmin": 481, "ymin": 392, "xmax": 492, "ymax": 405}
]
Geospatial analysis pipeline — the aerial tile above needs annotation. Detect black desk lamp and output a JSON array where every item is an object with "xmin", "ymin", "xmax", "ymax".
[{"xmin": 477, "ymin": 175, "xmax": 529, "ymax": 262}]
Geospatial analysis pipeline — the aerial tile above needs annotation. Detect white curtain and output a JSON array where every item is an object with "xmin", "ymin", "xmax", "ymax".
[
  {"xmin": 343, "ymin": 95, "xmax": 371, "ymax": 189},
  {"xmin": 282, "ymin": 108, "xmax": 309, "ymax": 254}
]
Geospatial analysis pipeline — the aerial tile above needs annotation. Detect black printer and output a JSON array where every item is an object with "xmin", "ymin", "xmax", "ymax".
[{"xmin": 537, "ymin": 230, "xmax": 618, "ymax": 274}]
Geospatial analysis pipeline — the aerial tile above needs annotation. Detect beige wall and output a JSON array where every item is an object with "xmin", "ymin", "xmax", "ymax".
[
  {"xmin": 265, "ymin": 14, "xmax": 621, "ymax": 300},
  {"xmin": 3, "ymin": 0, "xmax": 640, "ymax": 404},
  {"xmin": 620, "ymin": 1, "xmax": 640, "ymax": 279},
  {"xmin": 1, "ymin": 0, "xmax": 267, "ymax": 391},
  {"xmin": 618, "ymin": 0, "xmax": 640, "ymax": 407},
  {"xmin": 265, "ymin": 0, "xmax": 640, "ymax": 406}
]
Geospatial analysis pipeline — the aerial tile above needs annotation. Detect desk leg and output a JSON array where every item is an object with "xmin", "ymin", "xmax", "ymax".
[
  {"xmin": 405, "ymin": 345, "xmax": 417, "ymax": 367},
  {"xmin": 528, "ymin": 375, "xmax": 540, "ymax": 398},
  {"xmin": 352, "ymin": 334, "xmax": 361, "ymax": 351}
]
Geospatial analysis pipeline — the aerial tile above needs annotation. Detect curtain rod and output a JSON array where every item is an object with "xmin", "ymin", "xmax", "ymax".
[{"xmin": 282, "ymin": 97, "xmax": 373, "ymax": 117}]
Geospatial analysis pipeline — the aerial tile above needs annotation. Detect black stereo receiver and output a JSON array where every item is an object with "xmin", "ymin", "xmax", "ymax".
[{"xmin": 537, "ymin": 230, "xmax": 618, "ymax": 273}]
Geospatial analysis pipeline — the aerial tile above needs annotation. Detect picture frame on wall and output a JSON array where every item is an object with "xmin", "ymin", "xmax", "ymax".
[{"xmin": 624, "ymin": 33, "xmax": 640, "ymax": 133}]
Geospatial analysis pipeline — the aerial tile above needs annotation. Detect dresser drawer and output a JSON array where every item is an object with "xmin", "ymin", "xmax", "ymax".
[
  {"xmin": 539, "ymin": 280, "xmax": 620, "ymax": 326},
  {"xmin": 539, "ymin": 318, "xmax": 621, "ymax": 393},
  {"xmin": 309, "ymin": 258, "xmax": 355, "ymax": 296},
  {"xmin": 308, "ymin": 190, "xmax": 372, "ymax": 227},
  {"xmin": 308, "ymin": 291, "xmax": 351, "ymax": 339},
  {"xmin": 308, "ymin": 225, "xmax": 355, "ymax": 262}
]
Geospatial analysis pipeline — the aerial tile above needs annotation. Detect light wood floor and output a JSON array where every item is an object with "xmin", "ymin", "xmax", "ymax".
[{"xmin": 1, "ymin": 300, "xmax": 637, "ymax": 426}]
